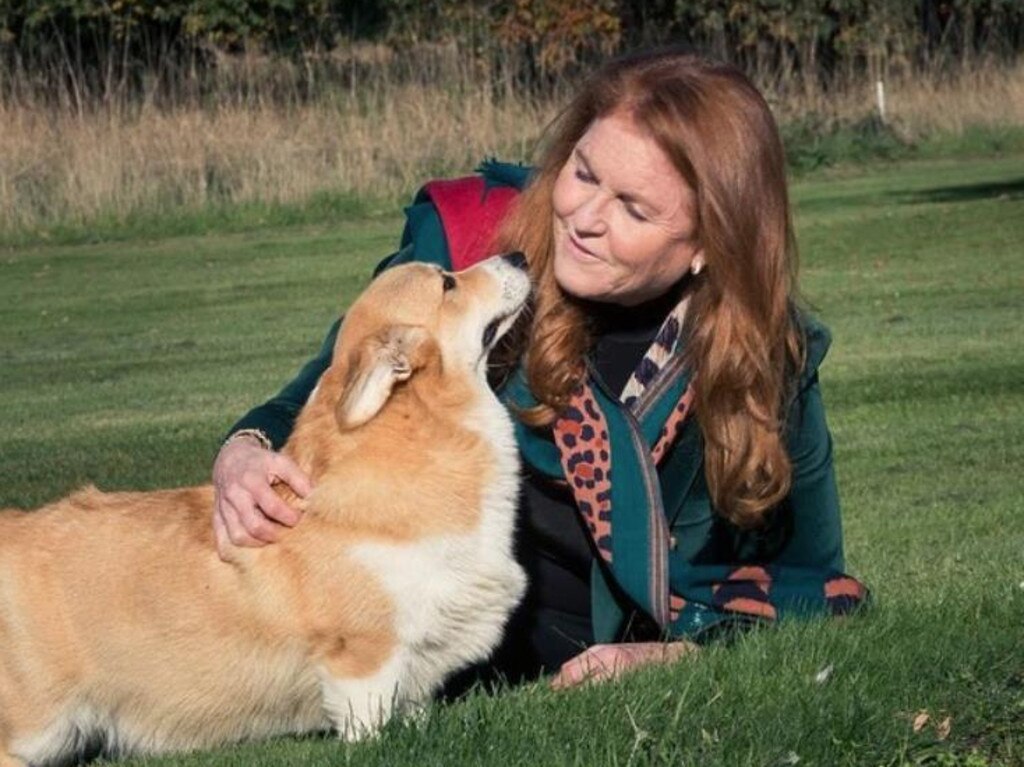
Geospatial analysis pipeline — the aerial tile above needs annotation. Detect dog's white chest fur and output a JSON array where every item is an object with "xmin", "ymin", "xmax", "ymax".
[{"xmin": 340, "ymin": 392, "xmax": 525, "ymax": 716}]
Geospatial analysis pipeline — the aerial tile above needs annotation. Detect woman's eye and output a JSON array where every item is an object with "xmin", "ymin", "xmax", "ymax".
[
  {"xmin": 442, "ymin": 273, "xmax": 457, "ymax": 292},
  {"xmin": 575, "ymin": 167, "xmax": 597, "ymax": 184},
  {"xmin": 624, "ymin": 202, "xmax": 648, "ymax": 222}
]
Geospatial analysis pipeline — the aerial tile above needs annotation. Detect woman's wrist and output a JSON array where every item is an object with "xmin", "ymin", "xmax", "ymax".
[{"xmin": 223, "ymin": 428, "xmax": 272, "ymax": 451}]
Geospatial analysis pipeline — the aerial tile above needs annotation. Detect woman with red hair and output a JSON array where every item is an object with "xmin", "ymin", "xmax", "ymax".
[{"xmin": 213, "ymin": 48, "xmax": 867, "ymax": 689}]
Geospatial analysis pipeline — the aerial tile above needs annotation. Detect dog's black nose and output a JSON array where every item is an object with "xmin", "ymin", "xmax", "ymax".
[{"xmin": 501, "ymin": 251, "xmax": 528, "ymax": 271}]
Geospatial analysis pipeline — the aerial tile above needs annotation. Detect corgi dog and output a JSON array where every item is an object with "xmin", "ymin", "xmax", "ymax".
[{"xmin": 0, "ymin": 253, "xmax": 531, "ymax": 766}]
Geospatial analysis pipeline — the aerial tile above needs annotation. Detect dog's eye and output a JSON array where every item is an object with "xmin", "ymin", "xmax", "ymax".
[{"xmin": 442, "ymin": 273, "xmax": 457, "ymax": 292}]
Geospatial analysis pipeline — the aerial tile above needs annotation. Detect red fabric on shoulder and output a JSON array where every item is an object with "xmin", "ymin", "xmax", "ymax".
[{"xmin": 422, "ymin": 177, "xmax": 519, "ymax": 271}]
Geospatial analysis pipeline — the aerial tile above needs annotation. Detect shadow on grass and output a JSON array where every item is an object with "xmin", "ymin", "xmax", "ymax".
[{"xmin": 892, "ymin": 177, "xmax": 1024, "ymax": 205}]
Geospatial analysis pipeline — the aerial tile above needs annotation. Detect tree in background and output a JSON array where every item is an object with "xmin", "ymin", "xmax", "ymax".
[{"xmin": 2, "ymin": 0, "xmax": 1022, "ymax": 107}]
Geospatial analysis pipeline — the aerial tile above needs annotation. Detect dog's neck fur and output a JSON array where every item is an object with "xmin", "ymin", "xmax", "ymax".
[{"xmin": 278, "ymin": 362, "xmax": 493, "ymax": 533}]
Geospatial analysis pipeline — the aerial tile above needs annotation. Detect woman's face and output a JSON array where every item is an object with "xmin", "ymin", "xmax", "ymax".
[{"xmin": 551, "ymin": 112, "xmax": 704, "ymax": 306}]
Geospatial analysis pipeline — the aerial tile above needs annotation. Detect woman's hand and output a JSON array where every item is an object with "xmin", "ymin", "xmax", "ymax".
[
  {"xmin": 551, "ymin": 641, "xmax": 698, "ymax": 689},
  {"xmin": 211, "ymin": 434, "xmax": 313, "ymax": 560}
]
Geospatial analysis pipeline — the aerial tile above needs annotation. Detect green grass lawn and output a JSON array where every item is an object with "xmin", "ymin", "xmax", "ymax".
[{"xmin": 1, "ymin": 156, "xmax": 1022, "ymax": 766}]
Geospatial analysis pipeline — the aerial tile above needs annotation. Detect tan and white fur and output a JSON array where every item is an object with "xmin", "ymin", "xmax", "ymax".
[{"xmin": 0, "ymin": 254, "xmax": 531, "ymax": 766}]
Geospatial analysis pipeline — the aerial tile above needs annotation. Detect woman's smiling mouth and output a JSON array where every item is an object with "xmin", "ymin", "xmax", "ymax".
[{"xmin": 566, "ymin": 231, "xmax": 602, "ymax": 263}]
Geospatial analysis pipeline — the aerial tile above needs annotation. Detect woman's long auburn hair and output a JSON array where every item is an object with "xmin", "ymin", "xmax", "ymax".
[{"xmin": 493, "ymin": 49, "xmax": 804, "ymax": 529}]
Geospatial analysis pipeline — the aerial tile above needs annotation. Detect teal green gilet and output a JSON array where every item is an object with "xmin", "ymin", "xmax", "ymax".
[{"xmin": 232, "ymin": 159, "xmax": 868, "ymax": 643}]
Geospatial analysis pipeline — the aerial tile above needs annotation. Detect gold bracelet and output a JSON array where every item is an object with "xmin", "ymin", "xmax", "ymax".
[{"xmin": 224, "ymin": 428, "xmax": 272, "ymax": 451}]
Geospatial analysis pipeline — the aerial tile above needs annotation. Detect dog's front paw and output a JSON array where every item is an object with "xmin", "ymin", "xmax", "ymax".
[{"xmin": 323, "ymin": 687, "xmax": 394, "ymax": 743}]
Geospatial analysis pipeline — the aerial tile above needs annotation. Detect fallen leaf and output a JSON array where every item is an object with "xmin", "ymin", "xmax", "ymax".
[
  {"xmin": 936, "ymin": 716, "xmax": 952, "ymax": 740},
  {"xmin": 814, "ymin": 664, "xmax": 834, "ymax": 684},
  {"xmin": 912, "ymin": 711, "xmax": 930, "ymax": 732}
]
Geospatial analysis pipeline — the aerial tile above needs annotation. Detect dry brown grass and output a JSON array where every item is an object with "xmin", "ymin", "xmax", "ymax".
[
  {"xmin": 1, "ymin": 59, "xmax": 1022, "ymax": 235},
  {"xmin": 766, "ymin": 62, "xmax": 1024, "ymax": 135},
  {"xmin": 0, "ymin": 84, "xmax": 558, "ymax": 233}
]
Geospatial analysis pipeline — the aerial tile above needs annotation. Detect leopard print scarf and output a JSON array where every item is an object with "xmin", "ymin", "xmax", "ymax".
[{"xmin": 553, "ymin": 296, "xmax": 695, "ymax": 566}]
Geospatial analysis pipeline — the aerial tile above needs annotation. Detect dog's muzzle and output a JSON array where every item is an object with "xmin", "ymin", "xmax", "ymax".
[{"xmin": 500, "ymin": 251, "xmax": 528, "ymax": 272}]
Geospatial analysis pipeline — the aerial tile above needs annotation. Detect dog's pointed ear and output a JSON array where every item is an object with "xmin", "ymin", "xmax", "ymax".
[{"xmin": 336, "ymin": 325, "xmax": 430, "ymax": 430}]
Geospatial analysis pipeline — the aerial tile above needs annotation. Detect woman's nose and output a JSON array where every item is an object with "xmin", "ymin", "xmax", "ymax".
[{"xmin": 570, "ymin": 192, "xmax": 608, "ymax": 237}]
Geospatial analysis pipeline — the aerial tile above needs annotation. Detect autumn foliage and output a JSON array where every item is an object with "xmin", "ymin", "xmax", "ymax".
[{"xmin": 2, "ymin": 1, "xmax": 1023, "ymax": 108}]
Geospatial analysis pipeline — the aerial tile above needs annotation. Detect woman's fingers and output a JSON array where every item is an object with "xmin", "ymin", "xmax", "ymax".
[
  {"xmin": 211, "ymin": 438, "xmax": 312, "ymax": 553},
  {"xmin": 551, "ymin": 642, "xmax": 698, "ymax": 690},
  {"xmin": 212, "ymin": 508, "xmax": 231, "ymax": 559},
  {"xmin": 269, "ymin": 453, "xmax": 313, "ymax": 499},
  {"xmin": 250, "ymin": 481, "xmax": 302, "ymax": 529},
  {"xmin": 213, "ymin": 507, "xmax": 260, "ymax": 560},
  {"xmin": 216, "ymin": 495, "xmax": 267, "ymax": 549},
  {"xmin": 551, "ymin": 646, "xmax": 614, "ymax": 690},
  {"xmin": 226, "ymin": 484, "xmax": 284, "ymax": 544}
]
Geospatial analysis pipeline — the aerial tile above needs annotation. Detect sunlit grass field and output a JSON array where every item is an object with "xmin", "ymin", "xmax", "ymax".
[{"xmin": 1, "ymin": 156, "xmax": 1022, "ymax": 766}]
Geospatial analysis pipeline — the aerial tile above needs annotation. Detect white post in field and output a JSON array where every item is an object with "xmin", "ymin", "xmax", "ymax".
[{"xmin": 876, "ymin": 79, "xmax": 887, "ymax": 123}]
